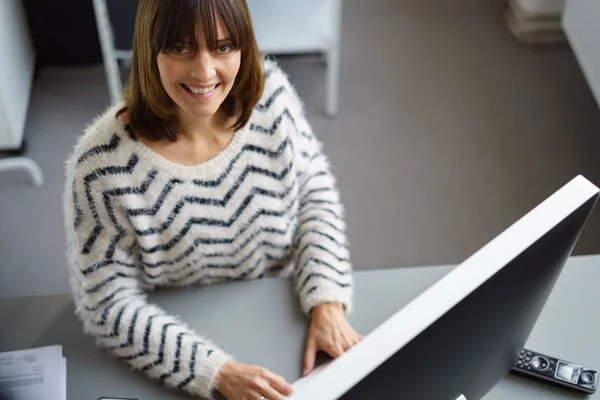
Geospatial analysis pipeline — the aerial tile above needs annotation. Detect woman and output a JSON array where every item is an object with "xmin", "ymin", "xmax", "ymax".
[{"xmin": 63, "ymin": 0, "xmax": 361, "ymax": 399}]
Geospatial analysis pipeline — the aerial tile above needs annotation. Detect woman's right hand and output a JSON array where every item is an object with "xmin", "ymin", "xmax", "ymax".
[{"xmin": 216, "ymin": 360, "xmax": 294, "ymax": 400}]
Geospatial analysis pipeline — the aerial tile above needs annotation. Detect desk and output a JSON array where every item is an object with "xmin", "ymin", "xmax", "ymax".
[{"xmin": 1, "ymin": 254, "xmax": 599, "ymax": 399}]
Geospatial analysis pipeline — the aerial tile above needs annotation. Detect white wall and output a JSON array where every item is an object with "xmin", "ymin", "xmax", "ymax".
[
  {"xmin": 563, "ymin": 0, "xmax": 600, "ymax": 109},
  {"xmin": 0, "ymin": 0, "xmax": 36, "ymax": 150}
]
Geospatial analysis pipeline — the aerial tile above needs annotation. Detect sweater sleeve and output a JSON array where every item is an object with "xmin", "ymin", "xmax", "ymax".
[
  {"xmin": 266, "ymin": 62, "xmax": 354, "ymax": 315},
  {"xmin": 63, "ymin": 161, "xmax": 232, "ymax": 399}
]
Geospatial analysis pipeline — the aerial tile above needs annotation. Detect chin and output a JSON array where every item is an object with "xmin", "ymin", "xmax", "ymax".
[
  {"xmin": 182, "ymin": 105, "xmax": 221, "ymax": 118},
  {"xmin": 174, "ymin": 96, "xmax": 222, "ymax": 117}
]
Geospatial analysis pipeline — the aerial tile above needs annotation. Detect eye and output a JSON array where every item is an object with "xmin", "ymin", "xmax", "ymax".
[
  {"xmin": 172, "ymin": 44, "xmax": 188, "ymax": 54},
  {"xmin": 217, "ymin": 44, "xmax": 232, "ymax": 54}
]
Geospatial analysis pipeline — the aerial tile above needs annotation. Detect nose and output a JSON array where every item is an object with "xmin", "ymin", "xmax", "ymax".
[{"xmin": 190, "ymin": 50, "xmax": 216, "ymax": 82}]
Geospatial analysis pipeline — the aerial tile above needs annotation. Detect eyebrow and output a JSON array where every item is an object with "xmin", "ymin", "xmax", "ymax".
[{"xmin": 216, "ymin": 37, "xmax": 232, "ymax": 43}]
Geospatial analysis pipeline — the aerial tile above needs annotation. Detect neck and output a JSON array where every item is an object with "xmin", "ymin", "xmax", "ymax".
[{"xmin": 177, "ymin": 108, "xmax": 231, "ymax": 143}]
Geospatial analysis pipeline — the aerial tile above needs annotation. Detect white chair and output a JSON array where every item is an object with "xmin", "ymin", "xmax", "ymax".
[
  {"xmin": 91, "ymin": 0, "xmax": 342, "ymax": 116},
  {"xmin": 0, "ymin": 157, "xmax": 44, "ymax": 187}
]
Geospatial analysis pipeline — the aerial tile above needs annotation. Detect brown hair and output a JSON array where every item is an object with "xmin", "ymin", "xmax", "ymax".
[{"xmin": 116, "ymin": 0, "xmax": 265, "ymax": 142}]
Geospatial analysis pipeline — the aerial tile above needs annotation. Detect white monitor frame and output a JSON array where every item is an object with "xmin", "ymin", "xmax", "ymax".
[{"xmin": 289, "ymin": 175, "xmax": 599, "ymax": 400}]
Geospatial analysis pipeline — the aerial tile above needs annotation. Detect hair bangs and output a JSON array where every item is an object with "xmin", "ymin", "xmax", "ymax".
[
  {"xmin": 153, "ymin": 0, "xmax": 200, "ymax": 54},
  {"xmin": 210, "ymin": 0, "xmax": 247, "ymax": 51},
  {"xmin": 153, "ymin": 0, "xmax": 248, "ymax": 54}
]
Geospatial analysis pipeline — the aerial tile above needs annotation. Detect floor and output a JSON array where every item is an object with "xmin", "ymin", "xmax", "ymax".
[{"xmin": 2, "ymin": 0, "xmax": 600, "ymax": 299}]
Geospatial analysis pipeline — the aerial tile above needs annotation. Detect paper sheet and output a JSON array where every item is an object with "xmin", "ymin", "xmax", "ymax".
[
  {"xmin": 61, "ymin": 357, "xmax": 67, "ymax": 400},
  {"xmin": 0, "ymin": 345, "xmax": 66, "ymax": 400}
]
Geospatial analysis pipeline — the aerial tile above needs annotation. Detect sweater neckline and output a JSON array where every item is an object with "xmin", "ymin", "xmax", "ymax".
[{"xmin": 116, "ymin": 114, "xmax": 249, "ymax": 180}]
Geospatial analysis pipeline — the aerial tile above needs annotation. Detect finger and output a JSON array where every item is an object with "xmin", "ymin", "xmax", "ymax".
[
  {"xmin": 348, "ymin": 331, "xmax": 363, "ymax": 346},
  {"xmin": 342, "ymin": 329, "xmax": 363, "ymax": 348},
  {"xmin": 326, "ymin": 342, "xmax": 345, "ymax": 358},
  {"xmin": 261, "ymin": 384, "xmax": 287, "ymax": 400},
  {"xmin": 303, "ymin": 339, "xmax": 317, "ymax": 376},
  {"xmin": 267, "ymin": 372, "xmax": 294, "ymax": 396},
  {"xmin": 341, "ymin": 332, "xmax": 356, "ymax": 351},
  {"xmin": 252, "ymin": 388, "xmax": 282, "ymax": 400},
  {"xmin": 342, "ymin": 340, "xmax": 354, "ymax": 352},
  {"xmin": 353, "ymin": 334, "xmax": 364, "ymax": 346}
]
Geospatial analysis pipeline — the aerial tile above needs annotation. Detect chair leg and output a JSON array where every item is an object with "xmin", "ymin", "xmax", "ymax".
[
  {"xmin": 0, "ymin": 157, "xmax": 44, "ymax": 187},
  {"xmin": 92, "ymin": 0, "xmax": 123, "ymax": 104},
  {"xmin": 325, "ymin": 0, "xmax": 342, "ymax": 118},
  {"xmin": 325, "ymin": 46, "xmax": 340, "ymax": 118}
]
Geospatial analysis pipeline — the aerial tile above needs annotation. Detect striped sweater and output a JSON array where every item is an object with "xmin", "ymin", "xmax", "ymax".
[{"xmin": 63, "ymin": 59, "xmax": 353, "ymax": 399}]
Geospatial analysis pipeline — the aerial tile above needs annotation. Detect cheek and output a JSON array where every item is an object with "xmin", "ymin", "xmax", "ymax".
[
  {"xmin": 223, "ymin": 54, "xmax": 241, "ymax": 82},
  {"xmin": 156, "ymin": 58, "xmax": 170, "ymax": 90},
  {"xmin": 156, "ymin": 57, "xmax": 182, "ymax": 86}
]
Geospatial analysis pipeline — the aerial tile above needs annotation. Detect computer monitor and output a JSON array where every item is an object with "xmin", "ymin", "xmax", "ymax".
[{"xmin": 289, "ymin": 175, "xmax": 599, "ymax": 400}]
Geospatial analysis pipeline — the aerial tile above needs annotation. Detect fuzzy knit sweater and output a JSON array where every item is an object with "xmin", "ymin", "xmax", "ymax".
[{"xmin": 63, "ymin": 59, "xmax": 353, "ymax": 399}]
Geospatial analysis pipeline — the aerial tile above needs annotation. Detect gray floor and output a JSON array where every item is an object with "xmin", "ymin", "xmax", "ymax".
[{"xmin": 2, "ymin": 0, "xmax": 600, "ymax": 299}]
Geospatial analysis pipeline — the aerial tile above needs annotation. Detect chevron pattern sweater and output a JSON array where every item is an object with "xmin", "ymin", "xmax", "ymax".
[{"xmin": 63, "ymin": 60, "xmax": 353, "ymax": 398}]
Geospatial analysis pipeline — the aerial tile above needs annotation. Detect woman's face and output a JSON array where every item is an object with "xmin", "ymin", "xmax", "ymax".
[{"xmin": 156, "ymin": 18, "xmax": 241, "ymax": 122}]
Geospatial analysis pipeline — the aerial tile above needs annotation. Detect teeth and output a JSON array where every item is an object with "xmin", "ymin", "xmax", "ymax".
[{"xmin": 185, "ymin": 84, "xmax": 217, "ymax": 95}]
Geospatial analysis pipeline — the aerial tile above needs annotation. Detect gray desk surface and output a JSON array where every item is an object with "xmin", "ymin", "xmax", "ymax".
[{"xmin": 1, "ymin": 254, "xmax": 599, "ymax": 400}]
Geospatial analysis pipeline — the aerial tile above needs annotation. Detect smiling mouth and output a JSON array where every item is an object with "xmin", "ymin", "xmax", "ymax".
[{"xmin": 180, "ymin": 83, "xmax": 221, "ymax": 95}]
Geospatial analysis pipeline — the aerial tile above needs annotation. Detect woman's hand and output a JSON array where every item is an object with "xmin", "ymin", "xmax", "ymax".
[
  {"xmin": 216, "ymin": 360, "xmax": 294, "ymax": 400},
  {"xmin": 303, "ymin": 302, "xmax": 363, "ymax": 376}
]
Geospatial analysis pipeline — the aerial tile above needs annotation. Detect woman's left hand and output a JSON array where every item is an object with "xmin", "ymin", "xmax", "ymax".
[{"xmin": 302, "ymin": 302, "xmax": 363, "ymax": 376}]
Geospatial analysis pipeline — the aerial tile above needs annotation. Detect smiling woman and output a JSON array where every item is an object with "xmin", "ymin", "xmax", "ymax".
[
  {"xmin": 63, "ymin": 1, "xmax": 361, "ymax": 399},
  {"xmin": 118, "ymin": 0, "xmax": 264, "ymax": 142},
  {"xmin": 156, "ymin": 20, "xmax": 241, "ymax": 117}
]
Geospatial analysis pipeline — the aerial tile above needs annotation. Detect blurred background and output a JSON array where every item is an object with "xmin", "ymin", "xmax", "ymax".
[{"xmin": 1, "ymin": 0, "xmax": 600, "ymax": 299}]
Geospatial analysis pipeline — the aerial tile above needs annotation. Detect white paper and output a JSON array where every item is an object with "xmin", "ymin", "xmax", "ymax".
[
  {"xmin": 61, "ymin": 357, "xmax": 67, "ymax": 400},
  {"xmin": 0, "ymin": 345, "xmax": 66, "ymax": 400}
]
